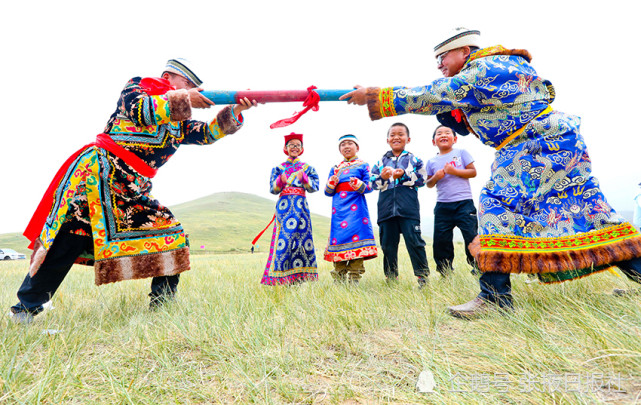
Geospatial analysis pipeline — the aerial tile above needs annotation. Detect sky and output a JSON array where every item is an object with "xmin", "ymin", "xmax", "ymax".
[{"xmin": 1, "ymin": 1, "xmax": 639, "ymax": 236}]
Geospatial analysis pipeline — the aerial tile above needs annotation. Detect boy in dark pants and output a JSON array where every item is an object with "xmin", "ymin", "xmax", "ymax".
[
  {"xmin": 370, "ymin": 123, "xmax": 430, "ymax": 287},
  {"xmin": 426, "ymin": 125, "xmax": 478, "ymax": 276}
]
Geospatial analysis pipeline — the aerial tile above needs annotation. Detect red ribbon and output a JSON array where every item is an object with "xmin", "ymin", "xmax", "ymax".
[
  {"xmin": 270, "ymin": 85, "xmax": 320, "ymax": 129},
  {"xmin": 251, "ymin": 188, "xmax": 307, "ymax": 246},
  {"xmin": 251, "ymin": 214, "xmax": 276, "ymax": 246}
]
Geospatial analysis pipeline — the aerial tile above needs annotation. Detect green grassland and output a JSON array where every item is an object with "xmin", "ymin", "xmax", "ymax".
[
  {"xmin": 2, "ymin": 254, "xmax": 640, "ymax": 404},
  {"xmin": 1, "ymin": 192, "xmax": 640, "ymax": 403}
]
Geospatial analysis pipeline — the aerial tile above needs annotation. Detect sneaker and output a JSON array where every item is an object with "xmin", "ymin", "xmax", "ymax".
[
  {"xmin": 10, "ymin": 311, "xmax": 34, "ymax": 325},
  {"xmin": 417, "ymin": 277, "xmax": 428, "ymax": 289}
]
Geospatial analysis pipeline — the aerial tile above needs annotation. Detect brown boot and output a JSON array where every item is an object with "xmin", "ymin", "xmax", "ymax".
[{"xmin": 448, "ymin": 297, "xmax": 494, "ymax": 319}]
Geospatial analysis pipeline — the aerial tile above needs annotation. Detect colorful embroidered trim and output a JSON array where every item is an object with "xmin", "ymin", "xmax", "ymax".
[
  {"xmin": 379, "ymin": 87, "xmax": 397, "ymax": 117},
  {"xmin": 479, "ymin": 223, "xmax": 640, "ymax": 253},
  {"xmin": 467, "ymin": 45, "xmax": 509, "ymax": 65},
  {"xmin": 324, "ymin": 245, "xmax": 378, "ymax": 262},
  {"xmin": 280, "ymin": 187, "xmax": 306, "ymax": 196}
]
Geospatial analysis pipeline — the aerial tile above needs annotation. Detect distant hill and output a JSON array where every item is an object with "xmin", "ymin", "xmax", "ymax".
[
  {"xmin": 170, "ymin": 192, "xmax": 330, "ymax": 254},
  {"xmin": 0, "ymin": 192, "xmax": 331, "ymax": 255},
  {"xmin": 0, "ymin": 233, "xmax": 29, "ymax": 256},
  {"xmin": 1, "ymin": 194, "xmax": 634, "ymax": 255}
]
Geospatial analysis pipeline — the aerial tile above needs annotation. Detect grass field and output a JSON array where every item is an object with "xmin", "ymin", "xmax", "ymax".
[{"xmin": 2, "ymin": 248, "xmax": 641, "ymax": 404}]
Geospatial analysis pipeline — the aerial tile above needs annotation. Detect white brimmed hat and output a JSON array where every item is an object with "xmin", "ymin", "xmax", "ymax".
[
  {"xmin": 434, "ymin": 27, "xmax": 481, "ymax": 57},
  {"xmin": 164, "ymin": 58, "xmax": 203, "ymax": 86}
]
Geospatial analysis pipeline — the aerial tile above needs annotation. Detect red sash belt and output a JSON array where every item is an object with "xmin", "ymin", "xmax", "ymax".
[
  {"xmin": 95, "ymin": 134, "xmax": 158, "ymax": 178},
  {"xmin": 24, "ymin": 134, "xmax": 157, "ymax": 248},
  {"xmin": 280, "ymin": 187, "xmax": 306, "ymax": 196},
  {"xmin": 335, "ymin": 182, "xmax": 354, "ymax": 193}
]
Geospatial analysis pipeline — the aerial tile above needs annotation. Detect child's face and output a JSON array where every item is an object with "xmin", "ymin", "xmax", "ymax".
[
  {"xmin": 387, "ymin": 126, "xmax": 410, "ymax": 154},
  {"xmin": 285, "ymin": 140, "xmax": 303, "ymax": 158},
  {"xmin": 339, "ymin": 140, "xmax": 358, "ymax": 159},
  {"xmin": 432, "ymin": 126, "xmax": 457, "ymax": 151}
]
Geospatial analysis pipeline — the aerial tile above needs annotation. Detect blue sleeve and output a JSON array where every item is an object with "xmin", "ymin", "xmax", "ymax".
[
  {"xmin": 269, "ymin": 166, "xmax": 283, "ymax": 195},
  {"xmin": 303, "ymin": 165, "xmax": 320, "ymax": 193},
  {"xmin": 359, "ymin": 163, "xmax": 373, "ymax": 195},
  {"xmin": 370, "ymin": 159, "xmax": 390, "ymax": 191},
  {"xmin": 324, "ymin": 166, "xmax": 337, "ymax": 196},
  {"xmin": 399, "ymin": 154, "xmax": 426, "ymax": 188}
]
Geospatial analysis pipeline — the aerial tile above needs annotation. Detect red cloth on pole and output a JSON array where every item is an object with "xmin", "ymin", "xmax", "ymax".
[{"xmin": 270, "ymin": 86, "xmax": 320, "ymax": 129}]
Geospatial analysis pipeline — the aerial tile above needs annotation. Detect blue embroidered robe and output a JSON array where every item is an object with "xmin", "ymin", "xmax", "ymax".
[
  {"xmin": 365, "ymin": 45, "xmax": 641, "ymax": 282},
  {"xmin": 261, "ymin": 158, "xmax": 319, "ymax": 285},
  {"xmin": 323, "ymin": 157, "xmax": 377, "ymax": 262}
]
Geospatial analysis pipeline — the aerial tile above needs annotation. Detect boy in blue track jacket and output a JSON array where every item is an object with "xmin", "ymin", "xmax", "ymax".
[{"xmin": 370, "ymin": 122, "xmax": 430, "ymax": 287}]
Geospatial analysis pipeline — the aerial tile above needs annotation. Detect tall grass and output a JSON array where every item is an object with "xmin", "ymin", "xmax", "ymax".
[{"xmin": 1, "ymin": 247, "xmax": 640, "ymax": 404}]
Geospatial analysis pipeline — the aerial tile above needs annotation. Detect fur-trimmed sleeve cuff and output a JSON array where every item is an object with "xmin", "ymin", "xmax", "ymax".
[
  {"xmin": 216, "ymin": 106, "xmax": 243, "ymax": 135},
  {"xmin": 166, "ymin": 89, "xmax": 192, "ymax": 121},
  {"xmin": 366, "ymin": 87, "xmax": 384, "ymax": 121}
]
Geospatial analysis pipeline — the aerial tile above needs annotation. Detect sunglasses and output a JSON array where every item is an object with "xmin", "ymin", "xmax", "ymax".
[{"xmin": 436, "ymin": 50, "xmax": 451, "ymax": 66}]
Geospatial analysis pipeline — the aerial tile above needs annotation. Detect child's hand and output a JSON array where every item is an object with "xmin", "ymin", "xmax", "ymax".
[
  {"xmin": 327, "ymin": 175, "xmax": 339, "ymax": 188},
  {"xmin": 280, "ymin": 173, "xmax": 288, "ymax": 184},
  {"xmin": 434, "ymin": 169, "xmax": 446, "ymax": 181},
  {"xmin": 443, "ymin": 162, "xmax": 457, "ymax": 175},
  {"xmin": 380, "ymin": 167, "xmax": 393, "ymax": 180},
  {"xmin": 392, "ymin": 168, "xmax": 404, "ymax": 180},
  {"xmin": 296, "ymin": 170, "xmax": 304, "ymax": 181},
  {"xmin": 349, "ymin": 177, "xmax": 363, "ymax": 190}
]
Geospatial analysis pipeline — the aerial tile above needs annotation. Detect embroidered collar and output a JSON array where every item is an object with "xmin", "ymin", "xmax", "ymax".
[
  {"xmin": 464, "ymin": 45, "xmax": 533, "ymax": 69},
  {"xmin": 337, "ymin": 156, "xmax": 362, "ymax": 170}
]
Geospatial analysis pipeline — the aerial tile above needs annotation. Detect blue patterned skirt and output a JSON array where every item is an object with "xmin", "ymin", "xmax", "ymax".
[
  {"xmin": 472, "ymin": 111, "xmax": 641, "ymax": 283},
  {"xmin": 261, "ymin": 190, "xmax": 318, "ymax": 285}
]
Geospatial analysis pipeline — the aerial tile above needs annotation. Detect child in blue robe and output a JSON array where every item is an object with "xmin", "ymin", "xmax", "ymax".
[
  {"xmin": 261, "ymin": 133, "xmax": 319, "ymax": 286},
  {"xmin": 324, "ymin": 134, "xmax": 377, "ymax": 284}
]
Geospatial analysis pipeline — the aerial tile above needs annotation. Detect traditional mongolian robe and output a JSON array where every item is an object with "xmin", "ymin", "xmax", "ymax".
[
  {"xmin": 25, "ymin": 77, "xmax": 242, "ymax": 285},
  {"xmin": 363, "ymin": 45, "xmax": 641, "ymax": 283},
  {"xmin": 323, "ymin": 157, "xmax": 377, "ymax": 262},
  {"xmin": 261, "ymin": 157, "xmax": 319, "ymax": 285}
]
